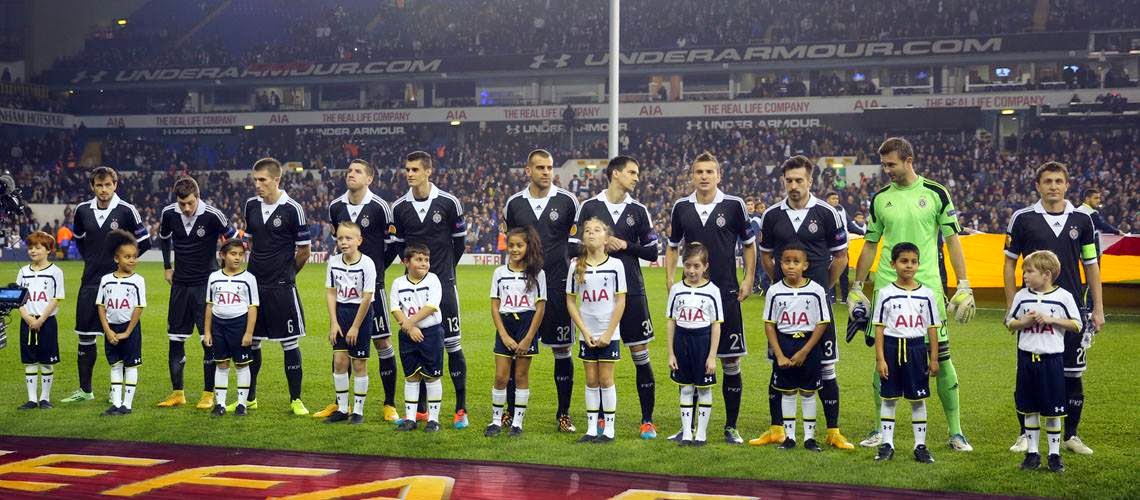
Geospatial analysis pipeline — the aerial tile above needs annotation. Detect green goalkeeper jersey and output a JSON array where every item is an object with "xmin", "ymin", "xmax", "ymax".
[{"xmin": 865, "ymin": 175, "xmax": 962, "ymax": 294}]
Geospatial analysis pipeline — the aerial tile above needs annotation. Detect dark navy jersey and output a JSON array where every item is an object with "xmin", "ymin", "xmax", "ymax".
[
  {"xmin": 390, "ymin": 184, "xmax": 467, "ymax": 283},
  {"xmin": 668, "ymin": 189, "xmax": 755, "ymax": 290},
  {"xmin": 73, "ymin": 194, "xmax": 151, "ymax": 286},
  {"xmin": 569, "ymin": 191, "xmax": 658, "ymax": 296},
  {"xmin": 244, "ymin": 191, "xmax": 311, "ymax": 287},
  {"xmin": 758, "ymin": 195, "xmax": 847, "ymax": 284},
  {"xmin": 158, "ymin": 200, "xmax": 235, "ymax": 287},
  {"xmin": 504, "ymin": 186, "xmax": 579, "ymax": 290},
  {"xmin": 329, "ymin": 189, "xmax": 394, "ymax": 287},
  {"xmin": 1005, "ymin": 200, "xmax": 1097, "ymax": 307}
]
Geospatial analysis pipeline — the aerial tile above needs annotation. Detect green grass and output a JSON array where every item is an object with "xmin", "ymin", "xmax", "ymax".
[{"xmin": 1, "ymin": 262, "xmax": 1137, "ymax": 499}]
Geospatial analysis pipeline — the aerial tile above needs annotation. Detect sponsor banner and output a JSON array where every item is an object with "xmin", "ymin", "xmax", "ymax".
[
  {"xmin": 161, "ymin": 127, "xmax": 233, "ymax": 136},
  {"xmin": 504, "ymin": 121, "xmax": 628, "ymax": 135},
  {"xmin": 46, "ymin": 32, "xmax": 1088, "ymax": 86},
  {"xmin": 9, "ymin": 87, "xmax": 1139, "ymax": 131},
  {"xmin": 294, "ymin": 125, "xmax": 407, "ymax": 136}
]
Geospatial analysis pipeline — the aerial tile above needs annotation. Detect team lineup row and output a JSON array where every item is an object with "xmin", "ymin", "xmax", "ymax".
[{"xmin": 13, "ymin": 139, "xmax": 1105, "ymax": 468}]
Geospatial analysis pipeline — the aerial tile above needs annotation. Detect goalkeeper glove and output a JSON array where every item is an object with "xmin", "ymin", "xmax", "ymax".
[
  {"xmin": 1080, "ymin": 310, "xmax": 1096, "ymax": 348},
  {"xmin": 846, "ymin": 281, "xmax": 870, "ymax": 320},
  {"xmin": 947, "ymin": 280, "xmax": 976, "ymax": 324}
]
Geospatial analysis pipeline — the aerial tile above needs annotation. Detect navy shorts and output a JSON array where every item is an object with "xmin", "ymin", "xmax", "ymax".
[
  {"xmin": 1063, "ymin": 329, "xmax": 1087, "ymax": 374},
  {"xmin": 369, "ymin": 287, "xmax": 392, "ymax": 340},
  {"xmin": 770, "ymin": 333, "xmax": 821, "ymax": 392},
  {"xmin": 211, "ymin": 315, "xmax": 253, "ymax": 364},
  {"xmin": 1016, "ymin": 350, "xmax": 1066, "ymax": 417},
  {"xmin": 619, "ymin": 295, "xmax": 655, "ymax": 346},
  {"xmin": 494, "ymin": 310, "xmax": 540, "ymax": 358},
  {"xmin": 399, "ymin": 324, "xmax": 444, "ymax": 379},
  {"xmin": 334, "ymin": 302, "xmax": 373, "ymax": 358},
  {"xmin": 20, "ymin": 316, "xmax": 60, "ymax": 365},
  {"xmin": 105, "ymin": 322, "xmax": 143, "ymax": 367},
  {"xmin": 539, "ymin": 282, "xmax": 573, "ymax": 347},
  {"xmin": 670, "ymin": 326, "xmax": 716, "ymax": 387},
  {"xmin": 579, "ymin": 338, "xmax": 621, "ymax": 362},
  {"xmin": 880, "ymin": 336, "xmax": 932, "ymax": 401},
  {"xmin": 167, "ymin": 284, "xmax": 206, "ymax": 340},
  {"xmin": 75, "ymin": 285, "xmax": 102, "ymax": 336},
  {"xmin": 718, "ymin": 288, "xmax": 747, "ymax": 358},
  {"xmin": 253, "ymin": 286, "xmax": 306, "ymax": 342},
  {"xmin": 440, "ymin": 282, "xmax": 461, "ymax": 340}
]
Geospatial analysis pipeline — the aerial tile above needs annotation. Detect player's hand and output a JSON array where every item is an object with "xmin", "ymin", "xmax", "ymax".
[
  {"xmin": 776, "ymin": 354, "xmax": 792, "ymax": 368},
  {"xmin": 400, "ymin": 318, "xmax": 416, "ymax": 333},
  {"xmin": 877, "ymin": 360, "xmax": 889, "ymax": 379},
  {"xmin": 704, "ymin": 356, "xmax": 717, "ymax": 375},
  {"xmin": 789, "ymin": 350, "xmax": 806, "ymax": 366},
  {"xmin": 241, "ymin": 333, "xmax": 253, "ymax": 347},
  {"xmin": 604, "ymin": 236, "xmax": 627, "ymax": 253},
  {"xmin": 502, "ymin": 335, "xmax": 518, "ymax": 352},
  {"xmin": 164, "ymin": 269, "xmax": 174, "ymax": 285},
  {"xmin": 667, "ymin": 353, "xmax": 678, "ymax": 371},
  {"xmin": 346, "ymin": 327, "xmax": 359, "ymax": 344},
  {"xmin": 847, "ymin": 285, "xmax": 870, "ymax": 319},
  {"xmin": 927, "ymin": 356, "xmax": 940, "ymax": 377},
  {"xmin": 203, "ymin": 332, "xmax": 213, "ymax": 347},
  {"xmin": 328, "ymin": 326, "xmax": 341, "ymax": 346},
  {"xmin": 1091, "ymin": 309, "xmax": 1105, "ymax": 332},
  {"xmin": 408, "ymin": 327, "xmax": 424, "ymax": 342},
  {"xmin": 515, "ymin": 337, "xmax": 533, "ymax": 356},
  {"xmin": 117, "ymin": 331, "xmax": 131, "ymax": 341},
  {"xmin": 947, "ymin": 281, "xmax": 976, "ymax": 324},
  {"xmin": 583, "ymin": 334, "xmax": 597, "ymax": 348},
  {"xmin": 596, "ymin": 334, "xmax": 612, "ymax": 347},
  {"xmin": 737, "ymin": 277, "xmax": 754, "ymax": 302},
  {"xmin": 104, "ymin": 330, "xmax": 118, "ymax": 345}
]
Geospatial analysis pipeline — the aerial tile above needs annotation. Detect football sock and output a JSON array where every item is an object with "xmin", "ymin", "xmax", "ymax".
[
  {"xmin": 214, "ymin": 366, "xmax": 230, "ymax": 407},
  {"xmin": 880, "ymin": 398, "xmax": 897, "ymax": 448},
  {"xmin": 802, "ymin": 392, "xmax": 817, "ymax": 441},
  {"xmin": 781, "ymin": 392, "xmax": 797, "ymax": 440},
  {"xmin": 768, "ymin": 378, "xmax": 782, "ymax": 426},
  {"xmin": 38, "ymin": 365, "xmax": 53, "ymax": 402},
  {"xmin": 600, "ymin": 385, "xmax": 616, "ymax": 439},
  {"xmin": 912, "ymin": 400, "xmax": 927, "ymax": 448},
  {"xmin": 819, "ymin": 365, "xmax": 840, "ymax": 428},
  {"xmin": 1064, "ymin": 376, "xmax": 1084, "ymax": 440},
  {"xmin": 513, "ymin": 388, "xmax": 530, "ymax": 429},
  {"xmin": 24, "ymin": 364, "xmax": 37, "ymax": 402},
  {"xmin": 1046, "ymin": 416, "xmax": 1062, "ymax": 456},
  {"xmin": 123, "ymin": 366, "xmax": 138, "ymax": 409},
  {"xmin": 236, "ymin": 364, "xmax": 250, "ymax": 406},
  {"xmin": 679, "ymin": 385, "xmax": 695, "ymax": 441},
  {"xmin": 1025, "ymin": 413, "xmax": 1041, "ymax": 454},
  {"xmin": 247, "ymin": 343, "xmax": 262, "ymax": 401},
  {"xmin": 377, "ymin": 345, "xmax": 397, "ymax": 406},
  {"xmin": 283, "ymin": 343, "xmax": 303, "ymax": 400},
  {"xmin": 445, "ymin": 340, "xmax": 467, "ymax": 413},
  {"xmin": 491, "ymin": 387, "xmax": 507, "ymax": 425},
  {"xmin": 632, "ymin": 349, "xmax": 655, "ymax": 423},
  {"xmin": 353, "ymin": 376, "xmax": 368, "ymax": 416},
  {"xmin": 554, "ymin": 350, "xmax": 574, "ymax": 416},
  {"xmin": 584, "ymin": 385, "xmax": 600, "ymax": 437},
  {"xmin": 109, "ymin": 363, "xmax": 124, "ymax": 408},
  {"xmin": 426, "ymin": 379, "xmax": 443, "ymax": 423},
  {"xmin": 333, "ymin": 372, "xmax": 349, "ymax": 410},
  {"xmin": 78, "ymin": 339, "xmax": 97, "ymax": 393},
  {"xmin": 201, "ymin": 340, "xmax": 216, "ymax": 392},
  {"xmin": 936, "ymin": 357, "xmax": 962, "ymax": 436},
  {"xmin": 404, "ymin": 380, "xmax": 421, "ymax": 421},
  {"xmin": 696, "ymin": 387, "xmax": 713, "ymax": 442},
  {"xmin": 168, "ymin": 339, "xmax": 186, "ymax": 391},
  {"xmin": 722, "ymin": 360, "xmax": 742, "ymax": 428}
]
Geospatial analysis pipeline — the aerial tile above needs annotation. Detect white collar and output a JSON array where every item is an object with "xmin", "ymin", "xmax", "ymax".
[
  {"xmin": 778, "ymin": 194, "xmax": 822, "ymax": 211},
  {"xmin": 687, "ymin": 189, "xmax": 725, "ymax": 205},
  {"xmin": 407, "ymin": 184, "xmax": 439, "ymax": 202},
  {"xmin": 258, "ymin": 190, "xmax": 293, "ymax": 207},
  {"xmin": 1032, "ymin": 199, "xmax": 1074, "ymax": 215},
  {"xmin": 187, "ymin": 200, "xmax": 206, "ymax": 217},
  {"xmin": 344, "ymin": 189, "xmax": 377, "ymax": 206},
  {"xmin": 524, "ymin": 186, "xmax": 555, "ymax": 202},
  {"xmin": 92, "ymin": 193, "xmax": 121, "ymax": 212},
  {"xmin": 595, "ymin": 191, "xmax": 632, "ymax": 205}
]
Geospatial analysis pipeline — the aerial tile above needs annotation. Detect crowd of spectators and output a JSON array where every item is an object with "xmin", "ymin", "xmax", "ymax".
[{"xmin": 3, "ymin": 122, "xmax": 1135, "ymax": 255}]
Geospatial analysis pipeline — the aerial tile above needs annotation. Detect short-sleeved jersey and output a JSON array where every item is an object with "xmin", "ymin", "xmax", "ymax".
[
  {"xmin": 328, "ymin": 190, "xmax": 393, "ymax": 286},
  {"xmin": 158, "ymin": 200, "xmax": 235, "ymax": 286},
  {"xmin": 758, "ymin": 195, "xmax": 848, "ymax": 284},
  {"xmin": 73, "ymin": 194, "xmax": 151, "ymax": 286},
  {"xmin": 570, "ymin": 192, "xmax": 656, "ymax": 296},
  {"xmin": 206, "ymin": 269, "xmax": 260, "ymax": 320},
  {"xmin": 666, "ymin": 280, "xmax": 724, "ymax": 329},
  {"xmin": 391, "ymin": 184, "xmax": 466, "ymax": 283},
  {"xmin": 566, "ymin": 256, "xmax": 627, "ymax": 338},
  {"xmin": 872, "ymin": 283, "xmax": 942, "ymax": 339},
  {"xmin": 389, "ymin": 272, "xmax": 443, "ymax": 329},
  {"xmin": 865, "ymin": 177, "xmax": 961, "ymax": 291},
  {"xmin": 668, "ymin": 189, "xmax": 755, "ymax": 290},
  {"xmin": 244, "ymin": 191, "xmax": 310, "ymax": 287},
  {"xmin": 490, "ymin": 265, "xmax": 547, "ymax": 314},
  {"xmin": 17, "ymin": 263, "xmax": 65, "ymax": 317},
  {"xmin": 96, "ymin": 272, "xmax": 146, "ymax": 324},
  {"xmin": 763, "ymin": 279, "xmax": 831, "ymax": 335},
  {"xmin": 1005, "ymin": 200, "xmax": 1097, "ymax": 307},
  {"xmin": 504, "ymin": 186, "xmax": 579, "ymax": 289},
  {"xmin": 326, "ymin": 253, "xmax": 377, "ymax": 305},
  {"xmin": 1006, "ymin": 286, "xmax": 1082, "ymax": 354}
]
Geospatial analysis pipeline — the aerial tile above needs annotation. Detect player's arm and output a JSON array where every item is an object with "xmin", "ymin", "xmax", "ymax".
[
  {"xmin": 601, "ymin": 293, "xmax": 626, "ymax": 347},
  {"xmin": 664, "ymin": 201, "xmax": 684, "ymax": 290},
  {"xmin": 37, "ymin": 298, "xmax": 60, "ymax": 328},
  {"xmin": 946, "ymin": 232, "xmax": 970, "ymax": 290},
  {"xmin": 129, "ymin": 208, "xmax": 151, "ymax": 256},
  {"xmin": 72, "ymin": 210, "xmax": 88, "ymax": 257},
  {"xmin": 294, "ymin": 244, "xmax": 311, "ymax": 272},
  {"xmin": 874, "ymin": 325, "xmax": 888, "ymax": 378},
  {"xmin": 665, "ymin": 318, "xmax": 678, "ymax": 370},
  {"xmin": 926, "ymin": 325, "xmax": 940, "ymax": 376},
  {"xmin": 828, "ymin": 249, "xmax": 848, "ymax": 289},
  {"xmin": 347, "ymin": 291, "xmax": 373, "ymax": 343},
  {"xmin": 565, "ymin": 290, "xmax": 591, "ymax": 343},
  {"xmin": 1083, "ymin": 261, "xmax": 1105, "ymax": 331},
  {"xmin": 293, "ymin": 207, "xmax": 312, "ymax": 271},
  {"xmin": 759, "ymin": 249, "xmax": 775, "ymax": 281},
  {"xmin": 203, "ymin": 302, "xmax": 214, "ymax": 346},
  {"xmin": 664, "ymin": 245, "xmax": 679, "ymax": 292},
  {"xmin": 122, "ymin": 282, "xmax": 145, "ymax": 339},
  {"xmin": 1003, "ymin": 256, "xmax": 1019, "ymax": 307},
  {"xmin": 243, "ymin": 305, "xmax": 258, "ymax": 347},
  {"xmin": 97, "ymin": 304, "xmax": 117, "ymax": 343},
  {"xmin": 490, "ymin": 298, "xmax": 511, "ymax": 344},
  {"xmin": 452, "ymin": 201, "xmax": 468, "ymax": 265},
  {"xmin": 739, "ymin": 242, "xmax": 756, "ymax": 302},
  {"xmin": 765, "ymin": 321, "xmax": 787, "ymax": 365},
  {"xmin": 707, "ymin": 321, "xmax": 721, "ymax": 373},
  {"xmin": 325, "ymin": 287, "xmax": 340, "ymax": 341},
  {"xmin": 521, "ymin": 300, "xmax": 544, "ymax": 351}
]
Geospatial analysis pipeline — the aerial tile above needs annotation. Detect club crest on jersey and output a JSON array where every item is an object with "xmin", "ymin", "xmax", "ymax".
[
  {"xmin": 432, "ymin": 211, "xmax": 443, "ymax": 224},
  {"xmin": 360, "ymin": 216, "xmax": 370, "ymax": 228},
  {"xmin": 1069, "ymin": 226, "xmax": 1078, "ymax": 240},
  {"xmin": 716, "ymin": 213, "xmax": 726, "ymax": 228},
  {"xmin": 549, "ymin": 209, "xmax": 559, "ymax": 221},
  {"xmin": 196, "ymin": 226, "xmax": 206, "ymax": 237},
  {"xmin": 109, "ymin": 219, "xmax": 120, "ymax": 230},
  {"xmin": 807, "ymin": 220, "xmax": 818, "ymax": 234},
  {"xmin": 918, "ymin": 197, "xmax": 928, "ymax": 208},
  {"xmin": 626, "ymin": 214, "xmax": 635, "ymax": 227},
  {"xmin": 272, "ymin": 216, "xmax": 283, "ymax": 228}
]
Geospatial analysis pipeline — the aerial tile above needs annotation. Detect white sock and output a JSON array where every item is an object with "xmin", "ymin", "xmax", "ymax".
[
  {"xmin": 600, "ymin": 385, "xmax": 616, "ymax": 439},
  {"xmin": 911, "ymin": 400, "xmax": 927, "ymax": 448},
  {"xmin": 696, "ymin": 387, "xmax": 713, "ymax": 442},
  {"xmin": 214, "ymin": 366, "xmax": 230, "ymax": 407},
  {"xmin": 123, "ymin": 366, "xmax": 138, "ymax": 410},
  {"xmin": 679, "ymin": 385, "xmax": 695, "ymax": 441},
  {"xmin": 1025, "ymin": 413, "xmax": 1041, "ymax": 454},
  {"xmin": 353, "ymin": 376, "xmax": 368, "ymax": 416},
  {"xmin": 404, "ymin": 380, "xmax": 420, "ymax": 421},
  {"xmin": 880, "ymin": 399, "xmax": 897, "ymax": 447},
  {"xmin": 585, "ymin": 385, "xmax": 600, "ymax": 437},
  {"xmin": 1046, "ymin": 417, "xmax": 1062, "ymax": 455},
  {"xmin": 802, "ymin": 393, "xmax": 817, "ymax": 441},
  {"xmin": 781, "ymin": 393, "xmax": 797, "ymax": 440},
  {"xmin": 110, "ymin": 364, "xmax": 124, "ymax": 408},
  {"xmin": 333, "ymin": 372, "xmax": 350, "ymax": 411},
  {"xmin": 236, "ymin": 364, "xmax": 250, "ymax": 406},
  {"xmin": 426, "ymin": 379, "xmax": 443, "ymax": 423},
  {"xmin": 491, "ymin": 387, "xmax": 507, "ymax": 425},
  {"xmin": 513, "ymin": 388, "xmax": 530, "ymax": 429},
  {"xmin": 24, "ymin": 365, "xmax": 37, "ymax": 402},
  {"xmin": 38, "ymin": 365, "xmax": 53, "ymax": 402}
]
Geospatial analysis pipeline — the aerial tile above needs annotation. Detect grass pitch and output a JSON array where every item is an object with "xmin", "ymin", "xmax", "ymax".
[{"xmin": 0, "ymin": 262, "xmax": 1136, "ymax": 499}]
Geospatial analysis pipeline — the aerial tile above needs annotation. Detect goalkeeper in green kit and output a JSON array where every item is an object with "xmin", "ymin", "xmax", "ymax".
[{"xmin": 849, "ymin": 137, "xmax": 976, "ymax": 452}]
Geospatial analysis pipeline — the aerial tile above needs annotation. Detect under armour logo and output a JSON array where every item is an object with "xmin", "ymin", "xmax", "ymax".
[
  {"xmin": 529, "ymin": 54, "xmax": 571, "ymax": 69},
  {"xmin": 506, "ymin": 124, "xmax": 521, "ymax": 135},
  {"xmin": 685, "ymin": 120, "xmax": 704, "ymax": 131},
  {"xmin": 71, "ymin": 70, "xmax": 107, "ymax": 84}
]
